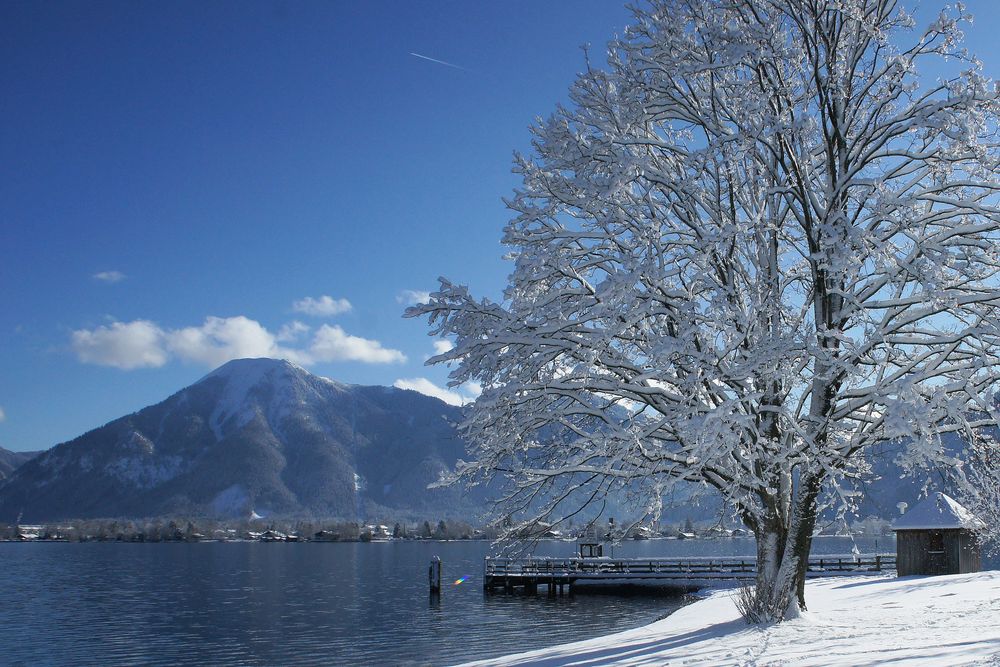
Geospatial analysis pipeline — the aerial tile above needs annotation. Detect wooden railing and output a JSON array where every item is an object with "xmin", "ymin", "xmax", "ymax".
[{"xmin": 484, "ymin": 554, "xmax": 895, "ymax": 581}]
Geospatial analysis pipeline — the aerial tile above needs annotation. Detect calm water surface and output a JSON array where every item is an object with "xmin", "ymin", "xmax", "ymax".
[{"xmin": 0, "ymin": 537, "xmax": 892, "ymax": 666}]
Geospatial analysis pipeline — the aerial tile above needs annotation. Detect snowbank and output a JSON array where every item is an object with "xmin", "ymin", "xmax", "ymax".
[{"xmin": 458, "ymin": 571, "xmax": 1000, "ymax": 666}]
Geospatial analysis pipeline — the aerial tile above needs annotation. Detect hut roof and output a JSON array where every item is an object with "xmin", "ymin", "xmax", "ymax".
[{"xmin": 891, "ymin": 492, "xmax": 986, "ymax": 531}]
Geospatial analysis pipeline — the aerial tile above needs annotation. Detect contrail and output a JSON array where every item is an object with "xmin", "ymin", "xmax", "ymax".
[{"xmin": 409, "ymin": 52, "xmax": 469, "ymax": 72}]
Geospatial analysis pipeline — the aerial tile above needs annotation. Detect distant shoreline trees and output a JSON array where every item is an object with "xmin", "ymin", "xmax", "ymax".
[{"xmin": 0, "ymin": 517, "xmax": 486, "ymax": 543}]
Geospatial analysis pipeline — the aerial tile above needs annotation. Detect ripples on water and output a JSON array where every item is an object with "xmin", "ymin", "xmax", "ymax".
[{"xmin": 0, "ymin": 537, "xmax": 891, "ymax": 666}]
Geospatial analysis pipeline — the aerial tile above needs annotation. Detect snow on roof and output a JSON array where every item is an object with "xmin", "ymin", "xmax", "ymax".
[{"xmin": 891, "ymin": 492, "xmax": 986, "ymax": 531}]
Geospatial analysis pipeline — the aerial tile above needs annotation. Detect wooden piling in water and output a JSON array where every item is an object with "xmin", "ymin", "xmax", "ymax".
[{"xmin": 429, "ymin": 556, "xmax": 441, "ymax": 596}]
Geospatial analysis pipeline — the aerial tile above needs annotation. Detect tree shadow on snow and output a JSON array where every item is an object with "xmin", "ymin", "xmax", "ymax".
[
  {"xmin": 832, "ymin": 573, "xmax": 990, "ymax": 594},
  {"xmin": 495, "ymin": 618, "xmax": 752, "ymax": 667}
]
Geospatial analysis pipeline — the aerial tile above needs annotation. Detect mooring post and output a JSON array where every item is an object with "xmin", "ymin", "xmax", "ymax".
[{"xmin": 429, "ymin": 556, "xmax": 442, "ymax": 597}]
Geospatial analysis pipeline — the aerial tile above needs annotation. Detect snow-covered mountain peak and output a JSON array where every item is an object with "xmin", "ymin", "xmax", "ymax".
[
  {"xmin": 194, "ymin": 358, "xmax": 348, "ymax": 440},
  {"xmin": 200, "ymin": 357, "xmax": 303, "ymax": 384},
  {"xmin": 0, "ymin": 358, "xmax": 472, "ymax": 521},
  {"xmin": 200, "ymin": 358, "xmax": 349, "ymax": 392}
]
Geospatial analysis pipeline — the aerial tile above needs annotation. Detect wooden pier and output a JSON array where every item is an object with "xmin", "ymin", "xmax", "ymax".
[{"xmin": 483, "ymin": 554, "xmax": 895, "ymax": 594}]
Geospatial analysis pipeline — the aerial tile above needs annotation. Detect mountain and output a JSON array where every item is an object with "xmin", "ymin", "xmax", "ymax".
[
  {"xmin": 0, "ymin": 447, "xmax": 40, "ymax": 481},
  {"xmin": 0, "ymin": 359, "xmax": 475, "ymax": 522},
  {"xmin": 0, "ymin": 357, "xmax": 957, "ymax": 526}
]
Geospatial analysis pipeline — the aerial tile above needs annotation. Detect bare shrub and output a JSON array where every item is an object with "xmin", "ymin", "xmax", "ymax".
[{"xmin": 734, "ymin": 582, "xmax": 792, "ymax": 625}]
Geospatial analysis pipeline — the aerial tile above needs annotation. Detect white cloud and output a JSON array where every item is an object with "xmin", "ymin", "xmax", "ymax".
[
  {"xmin": 309, "ymin": 324, "xmax": 406, "ymax": 364},
  {"xmin": 393, "ymin": 378, "xmax": 466, "ymax": 406},
  {"xmin": 71, "ymin": 320, "xmax": 169, "ymax": 370},
  {"xmin": 167, "ymin": 316, "xmax": 280, "ymax": 368},
  {"xmin": 393, "ymin": 377, "xmax": 480, "ymax": 406},
  {"xmin": 292, "ymin": 295, "xmax": 352, "ymax": 317},
  {"xmin": 397, "ymin": 289, "xmax": 431, "ymax": 306},
  {"xmin": 72, "ymin": 317, "xmax": 406, "ymax": 370},
  {"xmin": 433, "ymin": 339, "xmax": 454, "ymax": 355},
  {"xmin": 0, "ymin": 406, "xmax": 5, "ymax": 422},
  {"xmin": 93, "ymin": 270, "xmax": 126, "ymax": 283},
  {"xmin": 276, "ymin": 321, "xmax": 310, "ymax": 343}
]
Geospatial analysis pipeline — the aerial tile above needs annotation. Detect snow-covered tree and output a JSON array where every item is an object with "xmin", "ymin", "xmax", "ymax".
[
  {"xmin": 409, "ymin": 0, "xmax": 1000, "ymax": 620},
  {"xmin": 961, "ymin": 429, "xmax": 1000, "ymax": 555}
]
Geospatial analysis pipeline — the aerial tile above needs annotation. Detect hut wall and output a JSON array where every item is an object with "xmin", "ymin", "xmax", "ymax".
[
  {"xmin": 896, "ymin": 529, "xmax": 981, "ymax": 576},
  {"xmin": 957, "ymin": 532, "xmax": 982, "ymax": 574},
  {"xmin": 896, "ymin": 531, "xmax": 929, "ymax": 576},
  {"xmin": 943, "ymin": 530, "xmax": 962, "ymax": 573}
]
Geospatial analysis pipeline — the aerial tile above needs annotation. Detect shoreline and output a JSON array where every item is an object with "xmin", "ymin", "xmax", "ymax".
[{"xmin": 455, "ymin": 571, "xmax": 1000, "ymax": 666}]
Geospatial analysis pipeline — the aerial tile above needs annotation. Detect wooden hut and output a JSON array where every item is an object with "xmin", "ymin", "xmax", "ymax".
[{"xmin": 891, "ymin": 492, "xmax": 984, "ymax": 576}]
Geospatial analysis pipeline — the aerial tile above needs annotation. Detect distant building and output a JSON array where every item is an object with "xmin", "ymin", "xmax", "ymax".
[
  {"xmin": 15, "ymin": 525, "xmax": 42, "ymax": 541},
  {"xmin": 363, "ymin": 524, "xmax": 392, "ymax": 540},
  {"xmin": 313, "ymin": 530, "xmax": 340, "ymax": 542},
  {"xmin": 892, "ymin": 492, "xmax": 984, "ymax": 576},
  {"xmin": 260, "ymin": 529, "xmax": 287, "ymax": 542}
]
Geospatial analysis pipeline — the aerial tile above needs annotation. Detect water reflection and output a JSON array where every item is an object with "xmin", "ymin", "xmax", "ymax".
[{"xmin": 0, "ymin": 537, "xmax": 892, "ymax": 666}]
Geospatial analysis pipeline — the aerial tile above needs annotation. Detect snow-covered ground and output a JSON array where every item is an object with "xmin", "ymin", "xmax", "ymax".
[{"xmin": 459, "ymin": 571, "xmax": 1000, "ymax": 666}]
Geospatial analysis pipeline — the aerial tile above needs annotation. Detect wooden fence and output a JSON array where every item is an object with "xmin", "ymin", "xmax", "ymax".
[{"xmin": 483, "ymin": 554, "xmax": 895, "ymax": 593}]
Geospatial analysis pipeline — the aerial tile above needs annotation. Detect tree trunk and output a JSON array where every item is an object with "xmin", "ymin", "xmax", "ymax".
[
  {"xmin": 788, "ymin": 474, "xmax": 822, "ymax": 609},
  {"xmin": 748, "ymin": 509, "xmax": 797, "ymax": 623},
  {"xmin": 748, "ymin": 474, "xmax": 823, "ymax": 622},
  {"xmin": 754, "ymin": 515, "xmax": 786, "ymax": 592}
]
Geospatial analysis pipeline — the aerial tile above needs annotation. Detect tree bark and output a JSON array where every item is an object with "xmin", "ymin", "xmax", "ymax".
[
  {"xmin": 789, "ymin": 474, "xmax": 823, "ymax": 609},
  {"xmin": 750, "ymin": 502, "xmax": 794, "ymax": 622},
  {"xmin": 747, "ymin": 473, "xmax": 824, "ymax": 621}
]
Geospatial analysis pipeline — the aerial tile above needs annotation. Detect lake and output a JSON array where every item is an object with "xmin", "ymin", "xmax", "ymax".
[{"xmin": 0, "ymin": 536, "xmax": 893, "ymax": 666}]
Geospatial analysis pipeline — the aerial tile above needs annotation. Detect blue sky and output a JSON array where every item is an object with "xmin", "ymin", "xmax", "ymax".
[
  {"xmin": 1, "ymin": 0, "xmax": 636, "ymax": 451},
  {"xmin": 2, "ymin": 1, "xmax": 999, "ymax": 452}
]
